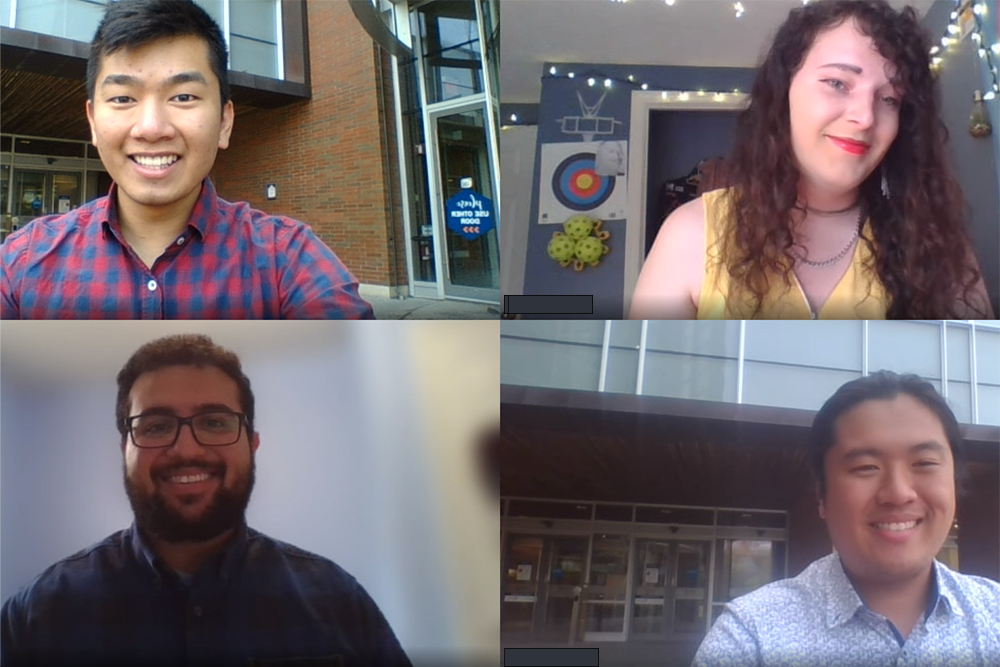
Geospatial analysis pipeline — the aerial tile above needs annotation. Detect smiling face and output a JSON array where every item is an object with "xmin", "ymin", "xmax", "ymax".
[
  {"xmin": 787, "ymin": 18, "xmax": 901, "ymax": 199},
  {"xmin": 819, "ymin": 394, "xmax": 955, "ymax": 587},
  {"xmin": 86, "ymin": 34, "xmax": 234, "ymax": 222},
  {"xmin": 122, "ymin": 365, "xmax": 259, "ymax": 544}
]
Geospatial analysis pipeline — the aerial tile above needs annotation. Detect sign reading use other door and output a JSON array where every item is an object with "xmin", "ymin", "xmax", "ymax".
[{"xmin": 445, "ymin": 186, "xmax": 495, "ymax": 240}]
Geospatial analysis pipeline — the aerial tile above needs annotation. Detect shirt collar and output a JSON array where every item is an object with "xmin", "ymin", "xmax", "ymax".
[
  {"xmin": 98, "ymin": 178, "xmax": 218, "ymax": 243},
  {"xmin": 824, "ymin": 553, "xmax": 867, "ymax": 628},
  {"xmin": 824, "ymin": 553, "xmax": 960, "ymax": 629},
  {"xmin": 930, "ymin": 559, "xmax": 965, "ymax": 618},
  {"xmin": 129, "ymin": 517, "xmax": 250, "ymax": 588}
]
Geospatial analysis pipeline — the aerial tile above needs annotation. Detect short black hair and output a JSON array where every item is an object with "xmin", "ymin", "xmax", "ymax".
[
  {"xmin": 87, "ymin": 0, "xmax": 230, "ymax": 105},
  {"xmin": 810, "ymin": 370, "xmax": 970, "ymax": 497},
  {"xmin": 116, "ymin": 334, "xmax": 255, "ymax": 443}
]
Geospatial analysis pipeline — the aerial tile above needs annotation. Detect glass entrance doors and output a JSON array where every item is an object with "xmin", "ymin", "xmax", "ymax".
[
  {"xmin": 10, "ymin": 169, "xmax": 81, "ymax": 227},
  {"xmin": 630, "ymin": 539, "xmax": 710, "ymax": 640},
  {"xmin": 429, "ymin": 103, "xmax": 500, "ymax": 302},
  {"xmin": 582, "ymin": 534, "xmax": 629, "ymax": 641},
  {"xmin": 502, "ymin": 534, "xmax": 588, "ymax": 640}
]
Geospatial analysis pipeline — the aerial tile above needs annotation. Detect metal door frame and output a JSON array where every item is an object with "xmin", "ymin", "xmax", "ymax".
[
  {"xmin": 581, "ymin": 533, "xmax": 632, "ymax": 643},
  {"xmin": 425, "ymin": 99, "xmax": 501, "ymax": 302},
  {"xmin": 627, "ymin": 537, "xmax": 712, "ymax": 641}
]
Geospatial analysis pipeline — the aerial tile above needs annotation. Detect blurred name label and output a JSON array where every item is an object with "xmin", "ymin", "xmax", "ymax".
[{"xmin": 504, "ymin": 648, "xmax": 599, "ymax": 666}]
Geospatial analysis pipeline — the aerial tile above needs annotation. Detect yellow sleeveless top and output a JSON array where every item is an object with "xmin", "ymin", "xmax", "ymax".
[{"xmin": 696, "ymin": 188, "xmax": 888, "ymax": 319}]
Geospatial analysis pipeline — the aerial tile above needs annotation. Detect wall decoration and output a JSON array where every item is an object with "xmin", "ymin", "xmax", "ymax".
[
  {"xmin": 538, "ymin": 141, "xmax": 629, "ymax": 223},
  {"xmin": 557, "ymin": 90, "xmax": 622, "ymax": 142},
  {"xmin": 547, "ymin": 214, "xmax": 612, "ymax": 271}
]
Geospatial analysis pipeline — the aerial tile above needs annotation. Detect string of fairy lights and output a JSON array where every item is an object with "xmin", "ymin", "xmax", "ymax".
[{"xmin": 504, "ymin": 0, "xmax": 1000, "ymax": 125}]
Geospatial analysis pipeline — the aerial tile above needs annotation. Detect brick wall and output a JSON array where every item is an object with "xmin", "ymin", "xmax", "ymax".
[{"xmin": 211, "ymin": 0, "xmax": 404, "ymax": 288}]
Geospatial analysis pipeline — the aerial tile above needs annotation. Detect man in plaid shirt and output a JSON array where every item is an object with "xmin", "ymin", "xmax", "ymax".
[
  {"xmin": 0, "ymin": 0, "xmax": 374, "ymax": 319},
  {"xmin": 1, "ymin": 334, "xmax": 410, "ymax": 666}
]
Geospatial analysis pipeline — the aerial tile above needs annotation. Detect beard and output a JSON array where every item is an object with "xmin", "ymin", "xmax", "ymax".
[{"xmin": 123, "ymin": 454, "xmax": 256, "ymax": 544}]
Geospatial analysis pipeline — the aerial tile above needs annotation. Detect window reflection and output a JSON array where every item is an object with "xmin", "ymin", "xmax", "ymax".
[
  {"xmin": 415, "ymin": 0, "xmax": 483, "ymax": 103},
  {"xmin": 728, "ymin": 540, "xmax": 773, "ymax": 599}
]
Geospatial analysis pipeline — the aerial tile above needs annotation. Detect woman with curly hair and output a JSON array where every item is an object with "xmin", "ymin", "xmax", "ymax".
[{"xmin": 630, "ymin": 0, "xmax": 994, "ymax": 319}]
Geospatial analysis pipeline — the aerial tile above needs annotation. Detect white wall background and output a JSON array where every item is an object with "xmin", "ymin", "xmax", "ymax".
[
  {"xmin": 499, "ymin": 124, "xmax": 536, "ymax": 296},
  {"xmin": 0, "ymin": 321, "xmax": 499, "ymax": 667}
]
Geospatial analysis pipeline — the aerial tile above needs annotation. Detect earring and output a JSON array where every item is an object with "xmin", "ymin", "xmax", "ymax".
[{"xmin": 881, "ymin": 170, "xmax": 890, "ymax": 199}]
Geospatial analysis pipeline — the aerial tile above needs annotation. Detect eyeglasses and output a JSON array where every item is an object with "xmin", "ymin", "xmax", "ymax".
[{"xmin": 126, "ymin": 411, "xmax": 248, "ymax": 449}]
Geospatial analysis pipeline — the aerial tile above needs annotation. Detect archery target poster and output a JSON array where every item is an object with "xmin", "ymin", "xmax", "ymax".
[{"xmin": 538, "ymin": 141, "xmax": 628, "ymax": 224}]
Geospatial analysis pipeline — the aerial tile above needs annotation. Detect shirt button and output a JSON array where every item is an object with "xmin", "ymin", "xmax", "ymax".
[
  {"xmin": 176, "ymin": 237, "xmax": 185, "ymax": 245},
  {"xmin": 147, "ymin": 280, "xmax": 157, "ymax": 292},
  {"xmin": 193, "ymin": 606, "xmax": 203, "ymax": 617}
]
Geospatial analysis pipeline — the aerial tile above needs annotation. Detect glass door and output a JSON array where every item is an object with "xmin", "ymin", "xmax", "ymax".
[
  {"xmin": 629, "ymin": 540, "xmax": 710, "ymax": 639},
  {"xmin": 630, "ymin": 539, "xmax": 671, "ymax": 639},
  {"xmin": 582, "ymin": 534, "xmax": 630, "ymax": 642},
  {"xmin": 502, "ymin": 534, "xmax": 589, "ymax": 640},
  {"xmin": 501, "ymin": 534, "xmax": 544, "ymax": 634},
  {"xmin": 672, "ymin": 541, "xmax": 710, "ymax": 636},
  {"xmin": 13, "ymin": 169, "xmax": 47, "ymax": 226},
  {"xmin": 10, "ymin": 170, "xmax": 81, "ymax": 229},
  {"xmin": 50, "ymin": 172, "xmax": 81, "ymax": 215},
  {"xmin": 540, "ymin": 536, "xmax": 588, "ymax": 639},
  {"xmin": 429, "ymin": 102, "xmax": 500, "ymax": 302}
]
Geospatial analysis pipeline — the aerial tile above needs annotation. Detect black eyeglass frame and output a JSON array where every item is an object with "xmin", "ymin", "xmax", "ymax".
[{"xmin": 125, "ymin": 411, "xmax": 250, "ymax": 449}]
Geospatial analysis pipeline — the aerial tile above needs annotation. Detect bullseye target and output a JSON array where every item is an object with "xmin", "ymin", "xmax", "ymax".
[
  {"xmin": 551, "ymin": 152, "xmax": 615, "ymax": 211},
  {"xmin": 538, "ymin": 141, "xmax": 628, "ymax": 224}
]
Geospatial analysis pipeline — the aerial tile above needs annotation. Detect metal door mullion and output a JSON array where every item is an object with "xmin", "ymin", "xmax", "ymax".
[
  {"xmin": 622, "ymin": 534, "xmax": 636, "ymax": 640},
  {"xmin": 665, "ymin": 542, "xmax": 676, "ymax": 636},
  {"xmin": 533, "ymin": 537, "xmax": 551, "ymax": 634}
]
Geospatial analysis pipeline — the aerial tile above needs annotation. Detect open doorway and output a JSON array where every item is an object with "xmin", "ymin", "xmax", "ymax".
[
  {"xmin": 644, "ymin": 110, "xmax": 738, "ymax": 256},
  {"xmin": 623, "ymin": 91, "xmax": 748, "ymax": 315}
]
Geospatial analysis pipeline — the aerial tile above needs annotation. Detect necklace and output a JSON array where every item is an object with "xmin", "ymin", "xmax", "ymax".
[
  {"xmin": 796, "ymin": 208, "xmax": 864, "ymax": 268},
  {"xmin": 799, "ymin": 200, "xmax": 861, "ymax": 216}
]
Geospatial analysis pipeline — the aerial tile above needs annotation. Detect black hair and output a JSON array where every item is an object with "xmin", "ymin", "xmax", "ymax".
[
  {"xmin": 87, "ymin": 0, "xmax": 230, "ymax": 106},
  {"xmin": 116, "ymin": 334, "xmax": 255, "ymax": 443},
  {"xmin": 810, "ymin": 370, "xmax": 971, "ymax": 497}
]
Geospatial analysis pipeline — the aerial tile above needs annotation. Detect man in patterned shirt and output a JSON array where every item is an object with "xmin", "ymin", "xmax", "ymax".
[
  {"xmin": 1, "ymin": 334, "xmax": 410, "ymax": 666},
  {"xmin": 0, "ymin": 0, "xmax": 374, "ymax": 319},
  {"xmin": 693, "ymin": 371, "xmax": 1000, "ymax": 666}
]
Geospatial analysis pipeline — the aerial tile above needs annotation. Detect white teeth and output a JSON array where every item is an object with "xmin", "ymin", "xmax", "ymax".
[
  {"xmin": 168, "ymin": 473, "xmax": 210, "ymax": 484},
  {"xmin": 133, "ymin": 155, "xmax": 178, "ymax": 168},
  {"xmin": 874, "ymin": 520, "xmax": 918, "ymax": 531}
]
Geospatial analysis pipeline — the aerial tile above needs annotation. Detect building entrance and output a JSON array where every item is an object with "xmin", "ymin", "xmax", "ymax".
[
  {"xmin": 630, "ymin": 539, "xmax": 710, "ymax": 640},
  {"xmin": 501, "ymin": 534, "xmax": 589, "ymax": 640}
]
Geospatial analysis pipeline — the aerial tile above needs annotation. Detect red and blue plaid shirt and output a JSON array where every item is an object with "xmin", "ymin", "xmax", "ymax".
[{"xmin": 1, "ymin": 179, "xmax": 375, "ymax": 319}]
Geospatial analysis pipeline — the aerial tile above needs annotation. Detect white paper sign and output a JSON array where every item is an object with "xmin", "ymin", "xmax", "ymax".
[
  {"xmin": 516, "ymin": 564, "xmax": 532, "ymax": 581},
  {"xmin": 644, "ymin": 567, "xmax": 659, "ymax": 584}
]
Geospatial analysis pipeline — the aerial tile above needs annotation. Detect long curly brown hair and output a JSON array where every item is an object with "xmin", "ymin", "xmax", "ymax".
[{"xmin": 722, "ymin": 0, "xmax": 986, "ymax": 318}]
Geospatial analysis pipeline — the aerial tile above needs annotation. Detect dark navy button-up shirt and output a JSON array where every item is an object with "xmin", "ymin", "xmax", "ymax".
[{"xmin": 0, "ymin": 521, "xmax": 412, "ymax": 667}]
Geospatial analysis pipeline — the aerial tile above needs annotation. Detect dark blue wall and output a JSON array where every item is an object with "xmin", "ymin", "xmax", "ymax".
[{"xmin": 522, "ymin": 63, "xmax": 755, "ymax": 318}]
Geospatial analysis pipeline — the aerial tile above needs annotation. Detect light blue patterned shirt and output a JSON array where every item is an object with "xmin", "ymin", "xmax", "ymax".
[{"xmin": 692, "ymin": 553, "xmax": 1000, "ymax": 666}]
